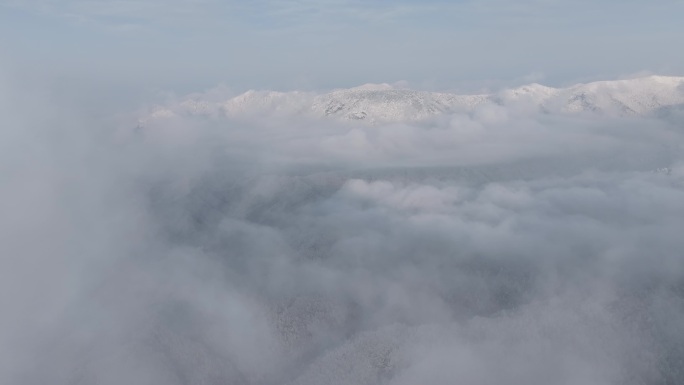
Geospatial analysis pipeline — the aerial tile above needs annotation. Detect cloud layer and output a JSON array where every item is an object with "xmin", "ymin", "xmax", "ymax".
[{"xmin": 2, "ymin": 75, "xmax": 684, "ymax": 385}]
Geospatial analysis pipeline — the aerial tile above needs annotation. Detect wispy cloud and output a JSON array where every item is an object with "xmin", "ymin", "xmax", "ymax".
[
  {"xmin": 5, "ymin": 0, "xmax": 683, "ymax": 31},
  {"xmin": 0, "ymin": 0, "xmax": 510, "ymax": 30}
]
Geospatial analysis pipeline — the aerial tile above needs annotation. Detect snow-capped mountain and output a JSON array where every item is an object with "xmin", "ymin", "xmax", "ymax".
[
  {"xmin": 310, "ymin": 84, "xmax": 489, "ymax": 122},
  {"xmin": 142, "ymin": 76, "xmax": 684, "ymax": 124}
]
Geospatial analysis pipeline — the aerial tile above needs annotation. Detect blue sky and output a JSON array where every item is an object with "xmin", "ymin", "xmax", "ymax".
[{"xmin": 2, "ymin": 0, "xmax": 684, "ymax": 94}]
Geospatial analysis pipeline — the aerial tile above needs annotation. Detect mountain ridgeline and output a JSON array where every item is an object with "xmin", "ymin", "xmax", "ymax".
[{"xmin": 143, "ymin": 76, "xmax": 684, "ymax": 124}]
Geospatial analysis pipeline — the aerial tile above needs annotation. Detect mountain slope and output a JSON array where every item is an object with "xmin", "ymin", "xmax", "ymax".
[{"xmin": 142, "ymin": 76, "xmax": 684, "ymax": 124}]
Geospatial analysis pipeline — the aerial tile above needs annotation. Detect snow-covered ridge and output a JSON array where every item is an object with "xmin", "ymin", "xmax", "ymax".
[{"xmin": 143, "ymin": 75, "xmax": 684, "ymax": 124}]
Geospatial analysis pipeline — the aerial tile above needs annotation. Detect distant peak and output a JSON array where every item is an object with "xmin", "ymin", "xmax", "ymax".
[
  {"xmin": 347, "ymin": 83, "xmax": 395, "ymax": 91},
  {"xmin": 139, "ymin": 74, "xmax": 684, "ymax": 126}
]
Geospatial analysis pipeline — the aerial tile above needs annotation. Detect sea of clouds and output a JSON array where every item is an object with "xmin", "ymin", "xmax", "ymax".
[{"xmin": 2, "ymin": 75, "xmax": 684, "ymax": 385}]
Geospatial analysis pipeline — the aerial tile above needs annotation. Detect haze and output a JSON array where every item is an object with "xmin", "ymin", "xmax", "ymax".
[{"xmin": 1, "ymin": 1, "xmax": 684, "ymax": 384}]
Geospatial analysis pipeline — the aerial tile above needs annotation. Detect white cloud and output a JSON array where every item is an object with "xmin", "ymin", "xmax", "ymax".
[{"xmin": 2, "ymin": 73, "xmax": 684, "ymax": 384}]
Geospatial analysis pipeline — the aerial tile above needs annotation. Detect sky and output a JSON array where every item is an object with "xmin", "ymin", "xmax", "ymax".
[{"xmin": 2, "ymin": 0, "xmax": 684, "ymax": 94}]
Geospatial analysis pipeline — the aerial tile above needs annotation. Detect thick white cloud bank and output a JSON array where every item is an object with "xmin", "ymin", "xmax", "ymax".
[{"xmin": 2, "ymin": 75, "xmax": 684, "ymax": 385}]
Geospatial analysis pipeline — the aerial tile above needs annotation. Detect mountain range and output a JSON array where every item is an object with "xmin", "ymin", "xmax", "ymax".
[{"xmin": 142, "ymin": 75, "xmax": 684, "ymax": 124}]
